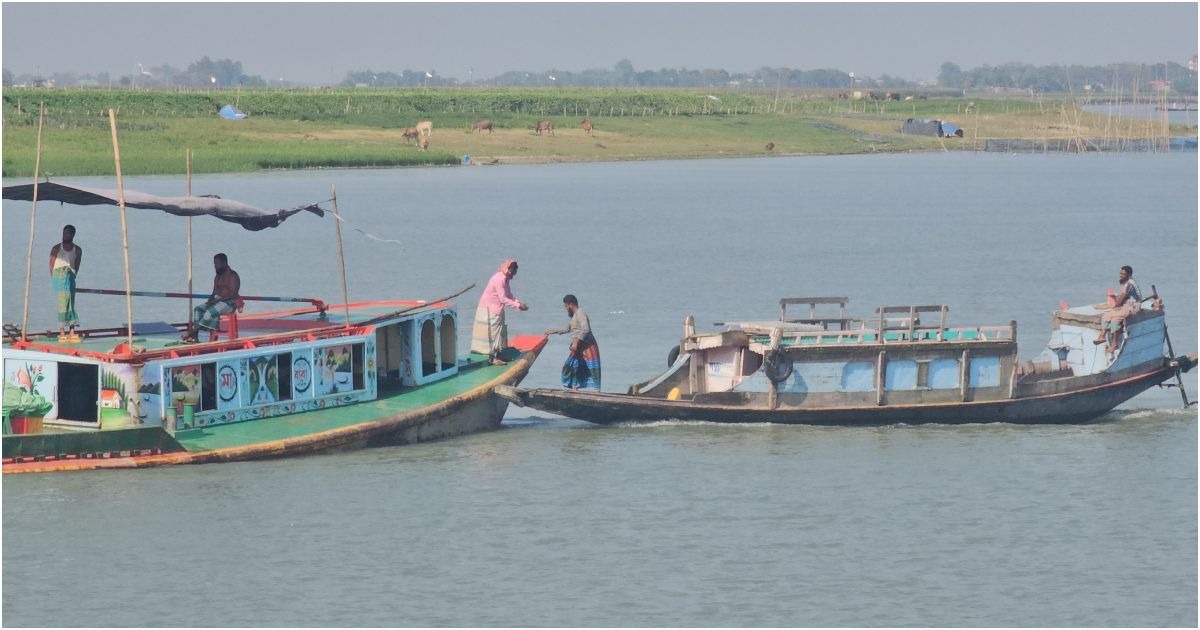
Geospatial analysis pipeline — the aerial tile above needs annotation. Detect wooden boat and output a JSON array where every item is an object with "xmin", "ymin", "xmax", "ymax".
[
  {"xmin": 498, "ymin": 296, "xmax": 1195, "ymax": 425},
  {"xmin": 2, "ymin": 182, "xmax": 546, "ymax": 473}
]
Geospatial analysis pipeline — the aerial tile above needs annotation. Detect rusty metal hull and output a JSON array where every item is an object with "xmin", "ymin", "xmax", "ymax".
[{"xmin": 502, "ymin": 362, "xmax": 1185, "ymax": 426}]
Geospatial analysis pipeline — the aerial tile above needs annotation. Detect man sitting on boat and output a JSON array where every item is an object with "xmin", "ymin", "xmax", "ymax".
[
  {"xmin": 1095, "ymin": 265, "xmax": 1142, "ymax": 353},
  {"xmin": 545, "ymin": 294, "xmax": 601, "ymax": 391},
  {"xmin": 471, "ymin": 259, "xmax": 528, "ymax": 365},
  {"xmin": 184, "ymin": 253, "xmax": 241, "ymax": 343},
  {"xmin": 48, "ymin": 224, "xmax": 83, "ymax": 342}
]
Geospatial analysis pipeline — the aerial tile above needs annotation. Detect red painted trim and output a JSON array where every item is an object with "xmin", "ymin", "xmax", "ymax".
[{"xmin": 6, "ymin": 300, "xmax": 455, "ymax": 363}]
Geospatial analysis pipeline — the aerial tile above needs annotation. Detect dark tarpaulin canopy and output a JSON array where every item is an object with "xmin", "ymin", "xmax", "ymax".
[{"xmin": 2, "ymin": 181, "xmax": 324, "ymax": 231}]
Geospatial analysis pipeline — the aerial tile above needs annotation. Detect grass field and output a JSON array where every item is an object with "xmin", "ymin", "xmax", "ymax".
[{"xmin": 2, "ymin": 87, "xmax": 1193, "ymax": 176}]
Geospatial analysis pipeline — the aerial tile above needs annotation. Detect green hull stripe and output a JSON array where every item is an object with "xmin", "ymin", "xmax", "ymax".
[
  {"xmin": 175, "ymin": 358, "xmax": 510, "ymax": 452},
  {"xmin": 3, "ymin": 426, "xmax": 186, "ymax": 459}
]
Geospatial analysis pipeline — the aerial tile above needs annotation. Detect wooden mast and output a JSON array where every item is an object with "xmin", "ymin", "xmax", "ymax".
[
  {"xmin": 19, "ymin": 102, "xmax": 46, "ymax": 340},
  {"xmin": 186, "ymin": 148, "xmax": 193, "ymax": 324},
  {"xmin": 330, "ymin": 184, "xmax": 351, "ymax": 329},
  {"xmin": 107, "ymin": 109, "xmax": 135, "ymax": 349}
]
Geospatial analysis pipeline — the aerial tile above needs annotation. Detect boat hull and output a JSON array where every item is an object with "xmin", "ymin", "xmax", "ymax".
[
  {"xmin": 4, "ymin": 337, "xmax": 546, "ymax": 474},
  {"xmin": 500, "ymin": 360, "xmax": 1187, "ymax": 426}
]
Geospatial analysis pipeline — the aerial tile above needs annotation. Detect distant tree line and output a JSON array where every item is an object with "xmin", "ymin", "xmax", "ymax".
[
  {"xmin": 341, "ymin": 60, "xmax": 913, "ymax": 90},
  {"xmin": 3, "ymin": 57, "xmax": 276, "ymax": 89},
  {"xmin": 938, "ymin": 61, "xmax": 1197, "ymax": 95},
  {"xmin": 5, "ymin": 56, "xmax": 1195, "ymax": 95}
]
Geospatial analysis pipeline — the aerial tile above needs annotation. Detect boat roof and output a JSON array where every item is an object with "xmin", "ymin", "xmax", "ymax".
[{"xmin": 4, "ymin": 300, "xmax": 451, "ymax": 363}]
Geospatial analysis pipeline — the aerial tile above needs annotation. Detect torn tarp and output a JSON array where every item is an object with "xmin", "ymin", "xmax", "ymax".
[{"xmin": 2, "ymin": 182, "xmax": 324, "ymax": 231}]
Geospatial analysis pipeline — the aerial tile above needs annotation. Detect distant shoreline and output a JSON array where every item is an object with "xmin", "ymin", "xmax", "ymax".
[{"xmin": 3, "ymin": 88, "xmax": 1193, "ymax": 177}]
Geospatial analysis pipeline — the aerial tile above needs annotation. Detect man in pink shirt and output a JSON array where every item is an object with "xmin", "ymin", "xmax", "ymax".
[{"xmin": 471, "ymin": 259, "xmax": 529, "ymax": 364}]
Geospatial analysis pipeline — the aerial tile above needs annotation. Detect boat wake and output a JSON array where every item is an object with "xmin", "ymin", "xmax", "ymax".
[{"xmin": 592, "ymin": 406, "xmax": 1197, "ymax": 429}]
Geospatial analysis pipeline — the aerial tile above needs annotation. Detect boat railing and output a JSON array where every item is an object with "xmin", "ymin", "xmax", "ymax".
[
  {"xmin": 779, "ymin": 296, "xmax": 858, "ymax": 330},
  {"xmin": 760, "ymin": 304, "xmax": 1015, "ymax": 348},
  {"xmin": 75, "ymin": 288, "xmax": 329, "ymax": 317}
]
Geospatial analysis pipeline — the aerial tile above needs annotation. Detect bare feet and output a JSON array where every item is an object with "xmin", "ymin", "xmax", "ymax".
[{"xmin": 490, "ymin": 359, "xmax": 508, "ymax": 366}]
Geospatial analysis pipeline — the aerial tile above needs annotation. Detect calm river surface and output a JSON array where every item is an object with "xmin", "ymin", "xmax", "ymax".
[{"xmin": 3, "ymin": 152, "xmax": 1196, "ymax": 626}]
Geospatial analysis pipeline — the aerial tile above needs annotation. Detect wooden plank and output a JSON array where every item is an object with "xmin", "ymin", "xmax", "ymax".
[
  {"xmin": 780, "ymin": 297, "xmax": 849, "ymax": 305},
  {"xmin": 876, "ymin": 350, "xmax": 886, "ymax": 405},
  {"xmin": 960, "ymin": 349, "xmax": 971, "ymax": 402}
]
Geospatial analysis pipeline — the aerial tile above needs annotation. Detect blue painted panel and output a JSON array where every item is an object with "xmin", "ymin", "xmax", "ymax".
[
  {"xmin": 969, "ymin": 356, "xmax": 1001, "ymax": 388},
  {"xmin": 929, "ymin": 358, "xmax": 959, "ymax": 389},
  {"xmin": 885, "ymin": 360, "xmax": 917, "ymax": 391},
  {"xmin": 842, "ymin": 362, "xmax": 875, "ymax": 392},
  {"xmin": 781, "ymin": 362, "xmax": 843, "ymax": 393}
]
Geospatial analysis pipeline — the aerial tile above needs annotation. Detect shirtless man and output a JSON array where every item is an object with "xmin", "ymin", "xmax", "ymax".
[{"xmin": 184, "ymin": 253, "xmax": 241, "ymax": 342}]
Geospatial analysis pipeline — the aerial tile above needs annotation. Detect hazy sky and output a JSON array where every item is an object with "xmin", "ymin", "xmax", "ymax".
[{"xmin": 3, "ymin": 2, "xmax": 1196, "ymax": 83}]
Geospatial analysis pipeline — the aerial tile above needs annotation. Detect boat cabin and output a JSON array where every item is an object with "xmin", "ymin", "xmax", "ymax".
[{"xmin": 3, "ymin": 301, "xmax": 467, "ymax": 437}]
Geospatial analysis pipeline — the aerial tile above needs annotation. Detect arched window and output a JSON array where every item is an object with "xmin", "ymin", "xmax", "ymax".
[
  {"xmin": 421, "ymin": 319, "xmax": 437, "ymax": 376},
  {"xmin": 440, "ymin": 313, "xmax": 457, "ymax": 370}
]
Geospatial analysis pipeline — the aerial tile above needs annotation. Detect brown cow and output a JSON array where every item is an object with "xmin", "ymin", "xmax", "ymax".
[
  {"xmin": 419, "ymin": 137, "xmax": 429, "ymax": 152},
  {"xmin": 765, "ymin": 142, "xmax": 775, "ymax": 151},
  {"xmin": 580, "ymin": 118, "xmax": 593, "ymax": 135},
  {"xmin": 401, "ymin": 128, "xmax": 419, "ymax": 143},
  {"xmin": 473, "ymin": 119, "xmax": 493, "ymax": 134},
  {"xmin": 534, "ymin": 120, "xmax": 554, "ymax": 135}
]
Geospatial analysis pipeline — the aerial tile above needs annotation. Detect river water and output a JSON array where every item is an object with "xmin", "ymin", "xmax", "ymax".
[{"xmin": 3, "ymin": 153, "xmax": 1196, "ymax": 626}]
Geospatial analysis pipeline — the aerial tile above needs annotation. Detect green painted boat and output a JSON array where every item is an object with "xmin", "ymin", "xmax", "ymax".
[
  {"xmin": 1, "ymin": 180, "xmax": 547, "ymax": 473},
  {"xmin": 3, "ymin": 301, "xmax": 547, "ymax": 474}
]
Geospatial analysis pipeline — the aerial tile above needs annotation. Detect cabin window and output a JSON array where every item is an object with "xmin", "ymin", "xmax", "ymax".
[
  {"xmin": 376, "ymin": 324, "xmax": 404, "ymax": 381},
  {"xmin": 969, "ymin": 356, "xmax": 1001, "ymax": 388},
  {"xmin": 276, "ymin": 353, "xmax": 293, "ymax": 401},
  {"xmin": 200, "ymin": 363, "xmax": 217, "ymax": 411},
  {"xmin": 927, "ymin": 359, "xmax": 960, "ymax": 389},
  {"xmin": 440, "ymin": 314, "xmax": 457, "ymax": 370},
  {"xmin": 60, "ymin": 362, "xmax": 99, "ymax": 422},
  {"xmin": 885, "ymin": 360, "xmax": 918, "ymax": 391},
  {"xmin": 352, "ymin": 344, "xmax": 365, "ymax": 391},
  {"xmin": 421, "ymin": 319, "xmax": 438, "ymax": 376},
  {"xmin": 841, "ymin": 362, "xmax": 875, "ymax": 392}
]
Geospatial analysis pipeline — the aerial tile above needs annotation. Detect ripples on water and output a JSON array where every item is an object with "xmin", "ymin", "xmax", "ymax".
[{"xmin": 3, "ymin": 153, "xmax": 1196, "ymax": 626}]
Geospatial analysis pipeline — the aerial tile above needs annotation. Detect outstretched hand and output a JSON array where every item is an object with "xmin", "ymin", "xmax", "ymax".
[{"xmin": 518, "ymin": 303, "xmax": 530, "ymax": 311}]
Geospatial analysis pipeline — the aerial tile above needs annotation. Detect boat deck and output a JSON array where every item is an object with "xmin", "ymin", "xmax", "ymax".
[{"xmin": 5, "ymin": 301, "xmax": 445, "ymax": 361}]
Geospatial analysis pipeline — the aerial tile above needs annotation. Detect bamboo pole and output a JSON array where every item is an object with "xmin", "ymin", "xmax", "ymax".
[
  {"xmin": 186, "ymin": 149, "xmax": 193, "ymax": 324},
  {"xmin": 108, "ymin": 109, "xmax": 134, "ymax": 348},
  {"xmin": 20, "ymin": 102, "xmax": 46, "ymax": 340},
  {"xmin": 330, "ymin": 184, "xmax": 351, "ymax": 329}
]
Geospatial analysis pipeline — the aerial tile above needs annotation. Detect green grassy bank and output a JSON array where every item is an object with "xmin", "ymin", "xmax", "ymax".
[{"xmin": 2, "ymin": 87, "xmax": 1192, "ymax": 177}]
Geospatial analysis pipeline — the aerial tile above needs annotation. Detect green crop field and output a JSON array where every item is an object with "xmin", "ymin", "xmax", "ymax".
[{"xmin": 2, "ymin": 87, "xmax": 1190, "ymax": 177}]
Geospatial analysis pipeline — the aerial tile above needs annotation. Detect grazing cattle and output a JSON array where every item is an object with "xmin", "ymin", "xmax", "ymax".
[
  {"xmin": 580, "ymin": 118, "xmax": 593, "ymax": 135},
  {"xmin": 415, "ymin": 120, "xmax": 433, "ymax": 141},
  {"xmin": 837, "ymin": 92, "xmax": 849, "ymax": 100},
  {"xmin": 419, "ymin": 137, "xmax": 429, "ymax": 152},
  {"xmin": 401, "ymin": 128, "xmax": 419, "ymax": 143},
  {"xmin": 534, "ymin": 120, "xmax": 554, "ymax": 135},
  {"xmin": 765, "ymin": 142, "xmax": 775, "ymax": 151},
  {"xmin": 473, "ymin": 119, "xmax": 493, "ymax": 134}
]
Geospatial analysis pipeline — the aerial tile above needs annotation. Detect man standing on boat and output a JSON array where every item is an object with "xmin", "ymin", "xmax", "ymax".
[
  {"xmin": 1095, "ymin": 265, "xmax": 1142, "ymax": 353},
  {"xmin": 48, "ymin": 224, "xmax": 82, "ymax": 342},
  {"xmin": 545, "ymin": 294, "xmax": 601, "ymax": 391},
  {"xmin": 184, "ymin": 253, "xmax": 241, "ymax": 342},
  {"xmin": 471, "ymin": 259, "xmax": 528, "ymax": 365}
]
